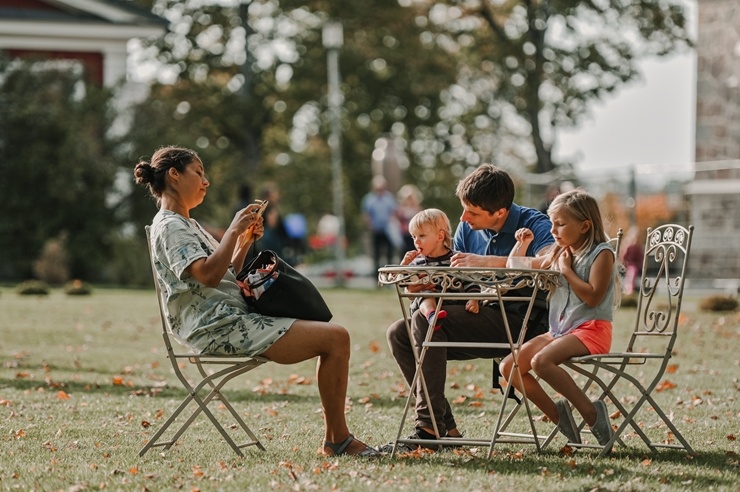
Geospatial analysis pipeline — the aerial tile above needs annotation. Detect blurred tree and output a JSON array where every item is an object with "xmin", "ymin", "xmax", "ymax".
[
  {"xmin": 120, "ymin": 0, "xmax": 462, "ymax": 246},
  {"xmin": 0, "ymin": 57, "xmax": 116, "ymax": 281},
  {"xmin": 424, "ymin": 0, "xmax": 693, "ymax": 174},
  {"xmin": 121, "ymin": 0, "xmax": 692, "ymax": 255}
]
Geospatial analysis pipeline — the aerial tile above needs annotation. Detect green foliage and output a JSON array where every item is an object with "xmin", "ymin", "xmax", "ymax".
[
  {"xmin": 119, "ymin": 0, "xmax": 463, "ymax": 244},
  {"xmin": 15, "ymin": 280, "xmax": 50, "ymax": 295},
  {"xmin": 0, "ymin": 56, "xmax": 118, "ymax": 281},
  {"xmin": 104, "ymin": 232, "xmax": 156, "ymax": 288},
  {"xmin": 64, "ymin": 279, "xmax": 92, "ymax": 296},
  {"xmin": 0, "ymin": 1, "xmax": 690, "ymax": 285},
  {"xmin": 431, "ymin": 0, "xmax": 694, "ymax": 173},
  {"xmin": 699, "ymin": 295, "xmax": 739, "ymax": 312},
  {"xmin": 620, "ymin": 293, "xmax": 639, "ymax": 308},
  {"xmin": 120, "ymin": 0, "xmax": 693, "ymax": 257}
]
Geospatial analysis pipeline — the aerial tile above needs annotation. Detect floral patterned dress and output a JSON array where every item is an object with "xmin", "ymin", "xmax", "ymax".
[{"xmin": 150, "ymin": 209, "xmax": 294, "ymax": 355}]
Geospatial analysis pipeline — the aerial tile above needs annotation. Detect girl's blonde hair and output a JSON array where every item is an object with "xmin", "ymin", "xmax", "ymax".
[
  {"xmin": 543, "ymin": 189, "xmax": 621, "ymax": 306},
  {"xmin": 547, "ymin": 189, "xmax": 608, "ymax": 261},
  {"xmin": 409, "ymin": 208, "xmax": 452, "ymax": 250}
]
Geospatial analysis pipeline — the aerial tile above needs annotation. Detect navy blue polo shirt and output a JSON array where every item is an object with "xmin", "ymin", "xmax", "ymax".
[{"xmin": 453, "ymin": 203, "xmax": 554, "ymax": 257}]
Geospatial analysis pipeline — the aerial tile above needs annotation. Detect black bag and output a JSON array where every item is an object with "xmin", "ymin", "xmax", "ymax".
[{"xmin": 236, "ymin": 250, "xmax": 333, "ymax": 322}]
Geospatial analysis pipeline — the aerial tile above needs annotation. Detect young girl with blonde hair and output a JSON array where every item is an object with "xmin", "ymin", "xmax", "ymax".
[{"xmin": 499, "ymin": 189, "xmax": 619, "ymax": 449}]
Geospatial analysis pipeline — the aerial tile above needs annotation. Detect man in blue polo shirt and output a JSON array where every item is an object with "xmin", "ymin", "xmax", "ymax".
[{"xmin": 385, "ymin": 164, "xmax": 554, "ymax": 449}]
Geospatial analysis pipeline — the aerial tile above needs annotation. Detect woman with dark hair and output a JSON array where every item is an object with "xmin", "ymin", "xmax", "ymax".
[{"xmin": 134, "ymin": 146, "xmax": 378, "ymax": 457}]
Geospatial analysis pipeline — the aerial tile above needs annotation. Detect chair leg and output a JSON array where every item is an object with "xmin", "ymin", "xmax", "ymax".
[
  {"xmin": 642, "ymin": 392, "xmax": 695, "ymax": 454},
  {"xmin": 140, "ymin": 362, "xmax": 265, "ymax": 456},
  {"xmin": 567, "ymin": 363, "xmax": 693, "ymax": 455},
  {"xmin": 139, "ymin": 392, "xmax": 198, "ymax": 456}
]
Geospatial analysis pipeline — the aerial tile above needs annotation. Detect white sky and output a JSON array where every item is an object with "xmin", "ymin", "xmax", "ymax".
[{"xmin": 554, "ymin": 0, "xmax": 698, "ymax": 180}]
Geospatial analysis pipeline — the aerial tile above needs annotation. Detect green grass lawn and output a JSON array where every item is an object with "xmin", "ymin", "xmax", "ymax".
[{"xmin": 0, "ymin": 286, "xmax": 738, "ymax": 491}]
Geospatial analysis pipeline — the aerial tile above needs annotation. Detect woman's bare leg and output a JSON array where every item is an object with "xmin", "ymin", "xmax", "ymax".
[{"xmin": 261, "ymin": 319, "xmax": 371, "ymax": 455}]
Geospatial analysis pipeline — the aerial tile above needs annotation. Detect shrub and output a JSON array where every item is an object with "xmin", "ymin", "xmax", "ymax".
[
  {"xmin": 65, "ymin": 279, "xmax": 92, "ymax": 296},
  {"xmin": 16, "ymin": 280, "xmax": 50, "ymax": 296},
  {"xmin": 699, "ymin": 295, "xmax": 739, "ymax": 312},
  {"xmin": 620, "ymin": 294, "xmax": 638, "ymax": 308}
]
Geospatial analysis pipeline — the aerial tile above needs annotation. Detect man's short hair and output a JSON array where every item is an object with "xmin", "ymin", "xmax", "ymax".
[{"xmin": 455, "ymin": 164, "xmax": 515, "ymax": 213}]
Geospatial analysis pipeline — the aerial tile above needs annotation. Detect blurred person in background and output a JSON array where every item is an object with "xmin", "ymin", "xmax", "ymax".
[
  {"xmin": 361, "ymin": 175, "xmax": 398, "ymax": 272},
  {"xmin": 396, "ymin": 184, "xmax": 423, "ymax": 254}
]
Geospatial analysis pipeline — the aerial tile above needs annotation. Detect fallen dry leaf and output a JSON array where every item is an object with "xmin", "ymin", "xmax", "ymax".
[
  {"xmin": 655, "ymin": 380, "xmax": 677, "ymax": 392},
  {"xmin": 452, "ymin": 395, "xmax": 467, "ymax": 405},
  {"xmin": 369, "ymin": 340, "xmax": 382, "ymax": 353},
  {"xmin": 56, "ymin": 390, "xmax": 70, "ymax": 400}
]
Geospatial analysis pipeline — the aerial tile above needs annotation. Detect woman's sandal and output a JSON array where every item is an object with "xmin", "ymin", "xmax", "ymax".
[{"xmin": 323, "ymin": 434, "xmax": 380, "ymax": 458}]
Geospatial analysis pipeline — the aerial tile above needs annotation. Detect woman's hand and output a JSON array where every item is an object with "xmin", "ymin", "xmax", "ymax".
[
  {"xmin": 249, "ymin": 220, "xmax": 265, "ymax": 242},
  {"xmin": 231, "ymin": 204, "xmax": 264, "ymax": 237},
  {"xmin": 236, "ymin": 279, "xmax": 253, "ymax": 299}
]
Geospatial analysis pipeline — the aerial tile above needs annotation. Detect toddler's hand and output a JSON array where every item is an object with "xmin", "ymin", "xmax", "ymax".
[
  {"xmin": 466, "ymin": 299, "xmax": 480, "ymax": 314},
  {"xmin": 400, "ymin": 250, "xmax": 420, "ymax": 265}
]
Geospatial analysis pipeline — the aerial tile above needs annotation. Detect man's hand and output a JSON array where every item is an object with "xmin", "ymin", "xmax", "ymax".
[{"xmin": 450, "ymin": 252, "xmax": 498, "ymax": 268}]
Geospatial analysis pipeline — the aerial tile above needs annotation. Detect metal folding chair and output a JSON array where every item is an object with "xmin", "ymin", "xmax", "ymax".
[
  {"xmin": 139, "ymin": 226, "xmax": 268, "ymax": 457},
  {"xmin": 493, "ymin": 229, "xmax": 624, "ymax": 449},
  {"xmin": 563, "ymin": 224, "xmax": 695, "ymax": 456}
]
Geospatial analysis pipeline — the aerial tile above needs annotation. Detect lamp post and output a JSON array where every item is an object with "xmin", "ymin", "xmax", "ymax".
[{"xmin": 322, "ymin": 21, "xmax": 346, "ymax": 287}]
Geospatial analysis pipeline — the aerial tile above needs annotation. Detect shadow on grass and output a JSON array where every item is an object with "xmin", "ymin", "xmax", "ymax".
[
  {"xmin": 0, "ymin": 376, "xmax": 347, "ymax": 410},
  {"xmin": 385, "ymin": 447, "xmax": 734, "ymax": 488}
]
